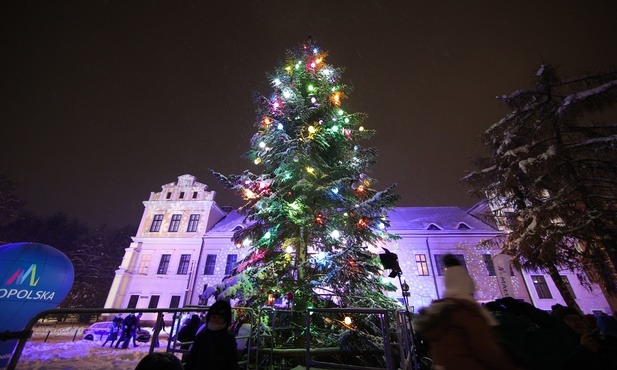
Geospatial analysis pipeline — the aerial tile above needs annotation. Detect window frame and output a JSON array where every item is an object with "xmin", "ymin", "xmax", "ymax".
[
  {"xmin": 204, "ymin": 254, "xmax": 217, "ymax": 275},
  {"xmin": 415, "ymin": 254, "xmax": 430, "ymax": 276},
  {"xmin": 187, "ymin": 214, "xmax": 200, "ymax": 232},
  {"xmin": 149, "ymin": 214, "xmax": 164, "ymax": 232},
  {"xmin": 177, "ymin": 254, "xmax": 191, "ymax": 275},
  {"xmin": 157, "ymin": 254, "xmax": 171, "ymax": 275},
  {"xmin": 168, "ymin": 214, "xmax": 181, "ymax": 232}
]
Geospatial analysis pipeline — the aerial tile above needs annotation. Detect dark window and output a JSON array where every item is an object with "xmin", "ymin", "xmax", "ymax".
[
  {"xmin": 434, "ymin": 254, "xmax": 467, "ymax": 276},
  {"xmin": 127, "ymin": 295, "xmax": 139, "ymax": 309},
  {"xmin": 483, "ymin": 254, "xmax": 496, "ymax": 276},
  {"xmin": 150, "ymin": 214, "xmax": 163, "ymax": 232},
  {"xmin": 187, "ymin": 214, "xmax": 200, "ymax": 232},
  {"xmin": 427, "ymin": 224, "xmax": 441, "ymax": 230},
  {"xmin": 224, "ymin": 254, "xmax": 237, "ymax": 275},
  {"xmin": 198, "ymin": 284, "xmax": 209, "ymax": 305},
  {"xmin": 169, "ymin": 295, "xmax": 181, "ymax": 309},
  {"xmin": 457, "ymin": 223, "xmax": 470, "ymax": 230},
  {"xmin": 561, "ymin": 275, "xmax": 577, "ymax": 299},
  {"xmin": 166, "ymin": 192, "xmax": 172, "ymax": 199},
  {"xmin": 204, "ymin": 254, "xmax": 217, "ymax": 275},
  {"xmin": 415, "ymin": 254, "xmax": 429, "ymax": 276},
  {"xmin": 192, "ymin": 192, "xmax": 198, "ymax": 199},
  {"xmin": 168, "ymin": 214, "xmax": 181, "ymax": 232},
  {"xmin": 179, "ymin": 191, "xmax": 185, "ymax": 199},
  {"xmin": 531, "ymin": 275, "xmax": 553, "ymax": 299},
  {"xmin": 157, "ymin": 254, "xmax": 171, "ymax": 274},
  {"xmin": 177, "ymin": 254, "xmax": 191, "ymax": 275},
  {"xmin": 148, "ymin": 295, "xmax": 160, "ymax": 308}
]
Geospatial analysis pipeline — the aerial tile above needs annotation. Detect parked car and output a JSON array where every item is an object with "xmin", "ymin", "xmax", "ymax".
[
  {"xmin": 82, "ymin": 322, "xmax": 151, "ymax": 343},
  {"xmin": 83, "ymin": 321, "xmax": 114, "ymax": 340}
]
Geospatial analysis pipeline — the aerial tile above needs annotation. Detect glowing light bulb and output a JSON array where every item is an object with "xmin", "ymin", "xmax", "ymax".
[
  {"xmin": 344, "ymin": 316, "xmax": 352, "ymax": 325},
  {"xmin": 277, "ymin": 123, "xmax": 284, "ymax": 130},
  {"xmin": 311, "ymin": 97, "xmax": 317, "ymax": 104},
  {"xmin": 331, "ymin": 125, "xmax": 338, "ymax": 131},
  {"xmin": 273, "ymin": 102, "xmax": 279, "ymax": 109},
  {"xmin": 377, "ymin": 222, "xmax": 385, "ymax": 230},
  {"xmin": 307, "ymin": 84, "xmax": 314, "ymax": 92},
  {"xmin": 331, "ymin": 187, "xmax": 339, "ymax": 194},
  {"xmin": 310, "ymin": 62, "xmax": 316, "ymax": 68},
  {"xmin": 273, "ymin": 78, "xmax": 281, "ymax": 86},
  {"xmin": 337, "ymin": 109, "xmax": 344, "ymax": 116},
  {"xmin": 242, "ymin": 238, "xmax": 251, "ymax": 247},
  {"xmin": 285, "ymin": 245, "xmax": 294, "ymax": 254},
  {"xmin": 330, "ymin": 230, "xmax": 340, "ymax": 239},
  {"xmin": 254, "ymin": 157, "xmax": 262, "ymax": 164},
  {"xmin": 344, "ymin": 118, "xmax": 350, "ymax": 123},
  {"xmin": 264, "ymin": 231, "xmax": 271, "ymax": 239},
  {"xmin": 259, "ymin": 141, "xmax": 266, "ymax": 148},
  {"xmin": 308, "ymin": 125, "xmax": 316, "ymax": 133},
  {"xmin": 282, "ymin": 89, "xmax": 292, "ymax": 99},
  {"xmin": 359, "ymin": 126, "xmax": 365, "ymax": 131},
  {"xmin": 306, "ymin": 166, "xmax": 315, "ymax": 174}
]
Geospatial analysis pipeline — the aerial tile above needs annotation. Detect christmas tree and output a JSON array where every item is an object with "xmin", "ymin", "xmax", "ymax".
[{"xmin": 212, "ymin": 38, "xmax": 401, "ymax": 350}]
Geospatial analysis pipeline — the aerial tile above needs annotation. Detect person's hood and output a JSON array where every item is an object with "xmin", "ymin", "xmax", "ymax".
[{"xmin": 443, "ymin": 265, "xmax": 475, "ymax": 301}]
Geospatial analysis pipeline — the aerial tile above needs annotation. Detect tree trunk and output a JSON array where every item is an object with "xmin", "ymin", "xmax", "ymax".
[{"xmin": 547, "ymin": 263, "xmax": 582, "ymax": 314}]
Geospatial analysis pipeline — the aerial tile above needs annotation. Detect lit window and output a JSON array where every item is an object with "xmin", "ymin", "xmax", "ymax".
[
  {"xmin": 415, "ymin": 254, "xmax": 429, "ymax": 276},
  {"xmin": 137, "ymin": 254, "xmax": 151, "ymax": 274}
]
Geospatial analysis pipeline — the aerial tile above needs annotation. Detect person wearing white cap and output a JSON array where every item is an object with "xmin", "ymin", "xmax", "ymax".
[{"xmin": 413, "ymin": 254, "xmax": 521, "ymax": 370}]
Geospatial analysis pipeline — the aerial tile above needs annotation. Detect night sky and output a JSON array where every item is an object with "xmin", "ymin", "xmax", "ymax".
[{"xmin": 3, "ymin": 1, "xmax": 617, "ymax": 228}]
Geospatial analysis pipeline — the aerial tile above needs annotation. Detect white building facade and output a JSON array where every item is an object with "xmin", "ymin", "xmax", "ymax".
[{"xmin": 105, "ymin": 175, "xmax": 612, "ymax": 319}]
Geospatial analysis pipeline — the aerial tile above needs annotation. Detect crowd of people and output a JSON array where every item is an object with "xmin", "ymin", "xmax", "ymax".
[
  {"xmin": 115, "ymin": 256, "xmax": 617, "ymax": 370},
  {"xmin": 100, "ymin": 312, "xmax": 143, "ymax": 349},
  {"xmin": 413, "ymin": 253, "xmax": 617, "ymax": 370}
]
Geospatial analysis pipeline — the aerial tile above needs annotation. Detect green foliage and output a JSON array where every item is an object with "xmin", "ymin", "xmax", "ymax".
[
  {"xmin": 212, "ymin": 39, "xmax": 401, "ymax": 347},
  {"xmin": 464, "ymin": 64, "xmax": 617, "ymax": 295}
]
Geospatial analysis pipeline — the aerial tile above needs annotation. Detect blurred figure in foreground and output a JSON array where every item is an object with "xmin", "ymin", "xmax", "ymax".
[
  {"xmin": 413, "ymin": 254, "xmax": 521, "ymax": 370},
  {"xmin": 135, "ymin": 352, "xmax": 183, "ymax": 370}
]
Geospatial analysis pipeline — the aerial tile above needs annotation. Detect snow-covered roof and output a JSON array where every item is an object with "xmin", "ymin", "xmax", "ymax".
[
  {"xmin": 387, "ymin": 207, "xmax": 496, "ymax": 231},
  {"xmin": 206, "ymin": 206, "xmax": 497, "ymax": 234}
]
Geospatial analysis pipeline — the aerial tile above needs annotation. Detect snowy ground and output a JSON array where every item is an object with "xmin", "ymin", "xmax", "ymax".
[{"xmin": 14, "ymin": 324, "xmax": 174, "ymax": 370}]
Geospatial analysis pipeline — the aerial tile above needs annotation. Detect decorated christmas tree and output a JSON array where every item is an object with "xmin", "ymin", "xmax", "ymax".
[{"xmin": 212, "ymin": 38, "xmax": 401, "ymax": 350}]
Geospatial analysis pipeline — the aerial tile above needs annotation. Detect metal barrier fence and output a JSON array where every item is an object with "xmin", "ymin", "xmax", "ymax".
[{"xmin": 3, "ymin": 306, "xmax": 421, "ymax": 370}]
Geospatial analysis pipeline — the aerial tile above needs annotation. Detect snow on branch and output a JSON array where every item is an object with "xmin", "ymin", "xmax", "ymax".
[{"xmin": 557, "ymin": 79, "xmax": 617, "ymax": 115}]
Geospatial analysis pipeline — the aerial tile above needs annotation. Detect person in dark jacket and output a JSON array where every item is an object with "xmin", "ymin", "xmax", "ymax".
[
  {"xmin": 177, "ymin": 314, "xmax": 202, "ymax": 362},
  {"xmin": 184, "ymin": 300, "xmax": 238, "ymax": 370},
  {"xmin": 116, "ymin": 313, "xmax": 138, "ymax": 349}
]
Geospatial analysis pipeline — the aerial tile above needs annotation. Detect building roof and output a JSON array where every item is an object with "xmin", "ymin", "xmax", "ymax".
[{"xmin": 206, "ymin": 206, "xmax": 497, "ymax": 234}]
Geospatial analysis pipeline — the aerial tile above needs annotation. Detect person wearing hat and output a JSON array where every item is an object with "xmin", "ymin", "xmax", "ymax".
[
  {"xmin": 413, "ymin": 254, "xmax": 520, "ymax": 370},
  {"xmin": 551, "ymin": 304, "xmax": 617, "ymax": 369},
  {"xmin": 184, "ymin": 300, "xmax": 238, "ymax": 370}
]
